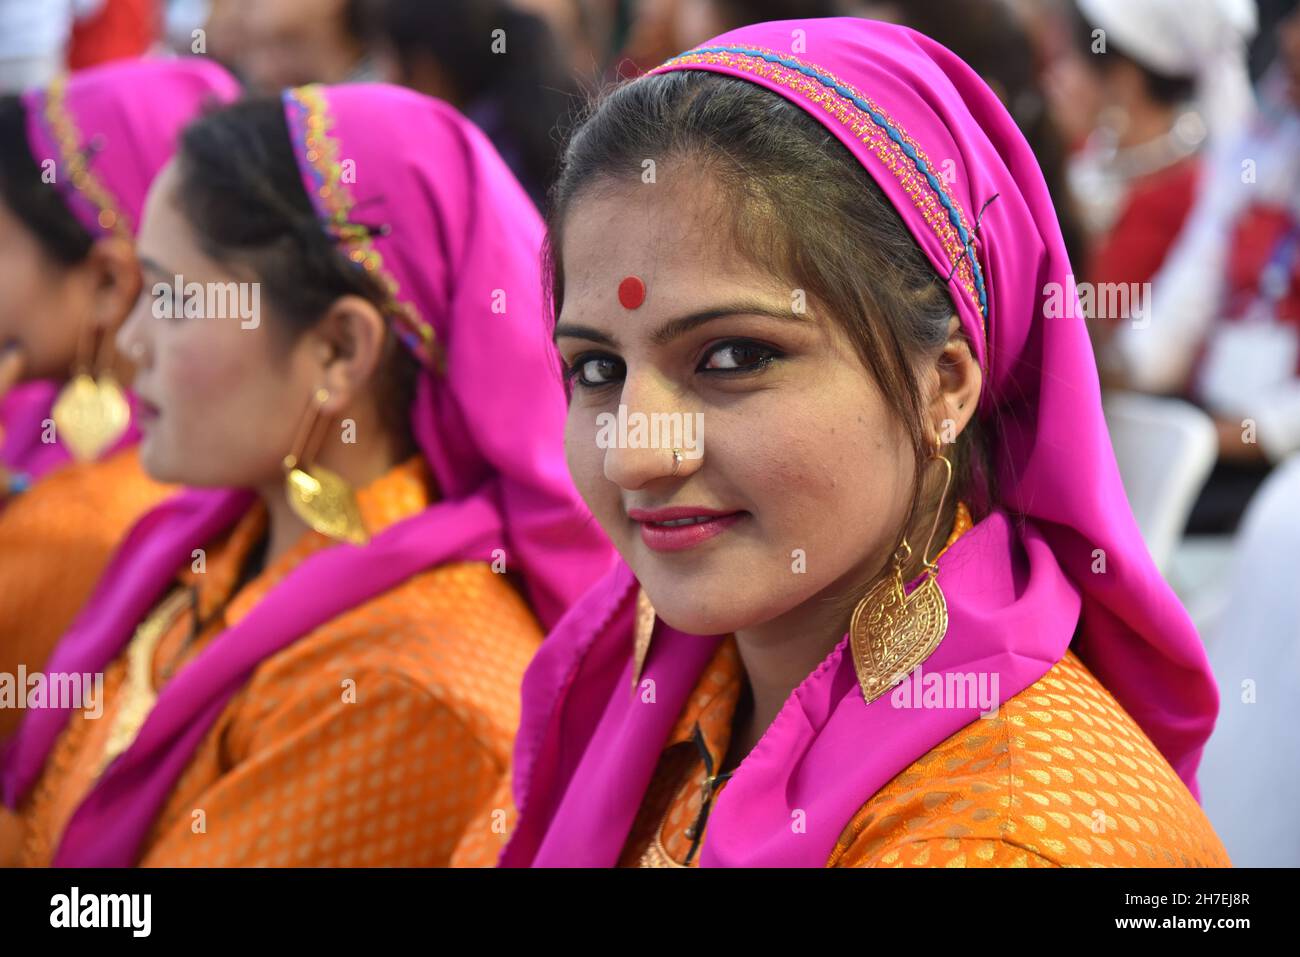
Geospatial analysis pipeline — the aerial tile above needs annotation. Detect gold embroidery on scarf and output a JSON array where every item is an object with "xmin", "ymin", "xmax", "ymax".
[
  {"xmin": 284, "ymin": 85, "xmax": 442, "ymax": 370},
  {"xmin": 653, "ymin": 46, "xmax": 988, "ymax": 347},
  {"xmin": 39, "ymin": 75, "xmax": 131, "ymax": 238}
]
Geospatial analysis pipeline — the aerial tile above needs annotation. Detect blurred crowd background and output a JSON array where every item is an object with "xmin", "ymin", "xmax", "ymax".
[{"xmin": 1, "ymin": 0, "xmax": 1298, "ymax": 864}]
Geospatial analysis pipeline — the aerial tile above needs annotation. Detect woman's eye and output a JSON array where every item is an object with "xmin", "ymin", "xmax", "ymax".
[
  {"xmin": 568, "ymin": 354, "xmax": 624, "ymax": 388},
  {"xmin": 700, "ymin": 341, "xmax": 778, "ymax": 372}
]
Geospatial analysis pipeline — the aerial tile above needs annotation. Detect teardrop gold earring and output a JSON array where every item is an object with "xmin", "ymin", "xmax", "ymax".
[
  {"xmin": 52, "ymin": 317, "xmax": 131, "ymax": 462},
  {"xmin": 282, "ymin": 387, "xmax": 369, "ymax": 545},
  {"xmin": 848, "ymin": 433, "xmax": 954, "ymax": 704}
]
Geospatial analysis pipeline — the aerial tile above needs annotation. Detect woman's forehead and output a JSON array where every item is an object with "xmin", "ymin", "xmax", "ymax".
[{"xmin": 559, "ymin": 180, "xmax": 794, "ymax": 321}]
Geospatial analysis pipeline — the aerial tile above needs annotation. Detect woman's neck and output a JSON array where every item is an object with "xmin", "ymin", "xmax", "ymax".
[
  {"xmin": 725, "ymin": 494, "xmax": 957, "ymax": 773},
  {"xmin": 1116, "ymin": 99, "xmax": 1180, "ymax": 150},
  {"xmin": 255, "ymin": 417, "xmax": 405, "ymax": 568}
]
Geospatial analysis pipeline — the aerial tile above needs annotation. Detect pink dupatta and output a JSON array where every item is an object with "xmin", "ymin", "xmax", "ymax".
[{"xmin": 501, "ymin": 19, "xmax": 1219, "ymax": 868}]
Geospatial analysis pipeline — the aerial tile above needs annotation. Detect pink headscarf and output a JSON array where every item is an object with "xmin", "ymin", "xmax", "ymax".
[
  {"xmin": 1, "ymin": 57, "xmax": 241, "ymax": 483},
  {"xmin": 1, "ymin": 83, "xmax": 615, "ymax": 865},
  {"xmin": 500, "ymin": 19, "xmax": 1220, "ymax": 867}
]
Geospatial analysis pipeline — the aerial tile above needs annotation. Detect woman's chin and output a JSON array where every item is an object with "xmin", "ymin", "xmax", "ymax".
[
  {"xmin": 138, "ymin": 438, "xmax": 191, "ymax": 486},
  {"xmin": 646, "ymin": 593, "xmax": 758, "ymax": 638}
]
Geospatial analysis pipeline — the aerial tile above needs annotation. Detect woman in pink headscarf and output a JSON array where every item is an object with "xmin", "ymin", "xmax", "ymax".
[
  {"xmin": 469, "ymin": 18, "xmax": 1229, "ymax": 868},
  {"xmin": 0, "ymin": 58, "xmax": 240, "ymax": 743},
  {"xmin": 0, "ymin": 57, "xmax": 238, "ymax": 492},
  {"xmin": 0, "ymin": 82, "xmax": 614, "ymax": 867}
]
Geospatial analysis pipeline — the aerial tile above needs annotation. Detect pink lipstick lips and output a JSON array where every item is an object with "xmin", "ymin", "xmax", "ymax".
[{"xmin": 627, "ymin": 506, "xmax": 747, "ymax": 552}]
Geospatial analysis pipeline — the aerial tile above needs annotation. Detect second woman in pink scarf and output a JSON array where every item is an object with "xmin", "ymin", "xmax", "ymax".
[{"xmin": 1, "ymin": 82, "xmax": 614, "ymax": 867}]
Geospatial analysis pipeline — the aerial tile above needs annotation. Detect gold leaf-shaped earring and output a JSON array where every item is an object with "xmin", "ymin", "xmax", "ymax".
[
  {"xmin": 52, "ymin": 320, "xmax": 131, "ymax": 462},
  {"xmin": 52, "ymin": 371, "xmax": 131, "ymax": 462},
  {"xmin": 849, "ymin": 436, "xmax": 953, "ymax": 704},
  {"xmin": 282, "ymin": 387, "xmax": 369, "ymax": 545}
]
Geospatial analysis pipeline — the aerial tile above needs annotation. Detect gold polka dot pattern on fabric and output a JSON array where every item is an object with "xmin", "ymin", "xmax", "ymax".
[
  {"xmin": 451, "ymin": 648, "xmax": 1231, "ymax": 869},
  {"xmin": 449, "ymin": 772, "xmax": 518, "ymax": 868},
  {"xmin": 448, "ymin": 498, "xmax": 1229, "ymax": 869},
  {"xmin": 828, "ymin": 651, "xmax": 1231, "ymax": 867}
]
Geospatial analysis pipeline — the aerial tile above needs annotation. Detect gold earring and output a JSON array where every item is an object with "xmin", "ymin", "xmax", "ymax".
[
  {"xmin": 51, "ymin": 318, "xmax": 131, "ymax": 462},
  {"xmin": 670, "ymin": 448, "xmax": 683, "ymax": 476},
  {"xmin": 848, "ymin": 433, "xmax": 953, "ymax": 704},
  {"xmin": 282, "ymin": 387, "xmax": 369, "ymax": 545}
]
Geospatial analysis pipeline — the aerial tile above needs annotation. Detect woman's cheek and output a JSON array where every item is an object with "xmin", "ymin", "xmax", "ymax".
[
  {"xmin": 565, "ymin": 407, "xmax": 613, "ymax": 518},
  {"xmin": 158, "ymin": 328, "xmax": 247, "ymax": 438},
  {"xmin": 751, "ymin": 391, "xmax": 902, "ymax": 555}
]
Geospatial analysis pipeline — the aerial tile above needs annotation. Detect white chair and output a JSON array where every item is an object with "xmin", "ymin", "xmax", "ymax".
[
  {"xmin": 1197, "ymin": 453, "xmax": 1300, "ymax": 866},
  {"xmin": 1101, "ymin": 390, "xmax": 1218, "ymax": 573}
]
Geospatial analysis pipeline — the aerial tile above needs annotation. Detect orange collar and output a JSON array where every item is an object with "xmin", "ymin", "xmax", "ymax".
[{"xmin": 176, "ymin": 456, "xmax": 434, "ymax": 630}]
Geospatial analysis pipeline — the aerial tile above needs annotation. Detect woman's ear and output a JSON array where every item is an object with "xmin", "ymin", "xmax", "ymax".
[
  {"xmin": 84, "ymin": 235, "xmax": 143, "ymax": 333},
  {"xmin": 312, "ymin": 294, "xmax": 387, "ymax": 414},
  {"xmin": 930, "ymin": 315, "xmax": 982, "ymax": 442}
]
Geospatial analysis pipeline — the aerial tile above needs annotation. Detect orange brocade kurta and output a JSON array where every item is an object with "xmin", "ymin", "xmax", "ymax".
[
  {"xmin": 6, "ymin": 457, "xmax": 543, "ymax": 866},
  {"xmin": 452, "ymin": 505, "xmax": 1229, "ymax": 868},
  {"xmin": 454, "ymin": 642, "xmax": 1230, "ymax": 868},
  {"xmin": 0, "ymin": 447, "xmax": 174, "ymax": 741}
]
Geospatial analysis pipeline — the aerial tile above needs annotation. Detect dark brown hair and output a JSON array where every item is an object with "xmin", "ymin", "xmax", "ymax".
[
  {"xmin": 544, "ymin": 71, "xmax": 996, "ymax": 566},
  {"xmin": 0, "ymin": 94, "xmax": 94, "ymax": 265}
]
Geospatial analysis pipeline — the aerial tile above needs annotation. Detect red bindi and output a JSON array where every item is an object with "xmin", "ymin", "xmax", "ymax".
[{"xmin": 618, "ymin": 275, "xmax": 646, "ymax": 310}]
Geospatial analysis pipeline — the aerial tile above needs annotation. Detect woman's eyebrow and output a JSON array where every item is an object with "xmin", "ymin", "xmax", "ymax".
[
  {"xmin": 553, "ymin": 323, "xmax": 616, "ymax": 346},
  {"xmin": 648, "ymin": 304, "xmax": 807, "ymax": 346},
  {"xmin": 554, "ymin": 302, "xmax": 806, "ymax": 347}
]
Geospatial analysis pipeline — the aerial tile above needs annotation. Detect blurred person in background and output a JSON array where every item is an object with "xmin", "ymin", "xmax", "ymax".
[
  {"xmin": 368, "ymin": 0, "xmax": 581, "ymax": 207},
  {"xmin": 67, "ymin": 0, "xmax": 158, "ymax": 70},
  {"xmin": 1066, "ymin": 0, "xmax": 1258, "ymax": 350},
  {"xmin": 614, "ymin": 0, "xmax": 684, "ymax": 76},
  {"xmin": 0, "ymin": 59, "xmax": 240, "ymax": 742},
  {"xmin": 670, "ymin": 0, "xmax": 840, "ymax": 48},
  {"xmin": 1, "ymin": 82, "xmax": 613, "ymax": 867},
  {"xmin": 516, "ymin": 0, "xmax": 625, "ymax": 84},
  {"xmin": 618, "ymin": 0, "xmax": 839, "ymax": 77},
  {"xmin": 1104, "ymin": 2, "xmax": 1300, "ymax": 531},
  {"xmin": 0, "ymin": 0, "xmax": 156, "ymax": 92},
  {"xmin": 234, "ymin": 0, "xmax": 375, "ymax": 92},
  {"xmin": 861, "ymin": 0, "xmax": 1088, "ymax": 282},
  {"xmin": 0, "ymin": 0, "xmax": 80, "ymax": 92},
  {"xmin": 181, "ymin": 0, "xmax": 251, "ymax": 79}
]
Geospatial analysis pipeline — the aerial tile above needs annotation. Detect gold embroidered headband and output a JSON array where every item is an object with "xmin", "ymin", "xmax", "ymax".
[{"xmin": 283, "ymin": 84, "xmax": 441, "ymax": 370}]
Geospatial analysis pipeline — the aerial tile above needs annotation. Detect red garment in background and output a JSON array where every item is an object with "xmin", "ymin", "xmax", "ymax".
[
  {"xmin": 1086, "ymin": 155, "xmax": 1201, "ymax": 299},
  {"xmin": 1186, "ymin": 204, "xmax": 1300, "ymax": 392},
  {"xmin": 1224, "ymin": 203, "xmax": 1300, "ymax": 329},
  {"xmin": 67, "ymin": 0, "xmax": 158, "ymax": 70}
]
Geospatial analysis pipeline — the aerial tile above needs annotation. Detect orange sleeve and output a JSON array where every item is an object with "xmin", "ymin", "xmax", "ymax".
[
  {"xmin": 0, "ymin": 450, "xmax": 172, "ymax": 741},
  {"xmin": 833, "ymin": 834, "xmax": 1062, "ymax": 868},
  {"xmin": 0, "ymin": 806, "xmax": 22, "ymax": 867},
  {"xmin": 139, "ymin": 668, "xmax": 503, "ymax": 867},
  {"xmin": 449, "ymin": 770, "xmax": 518, "ymax": 868}
]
